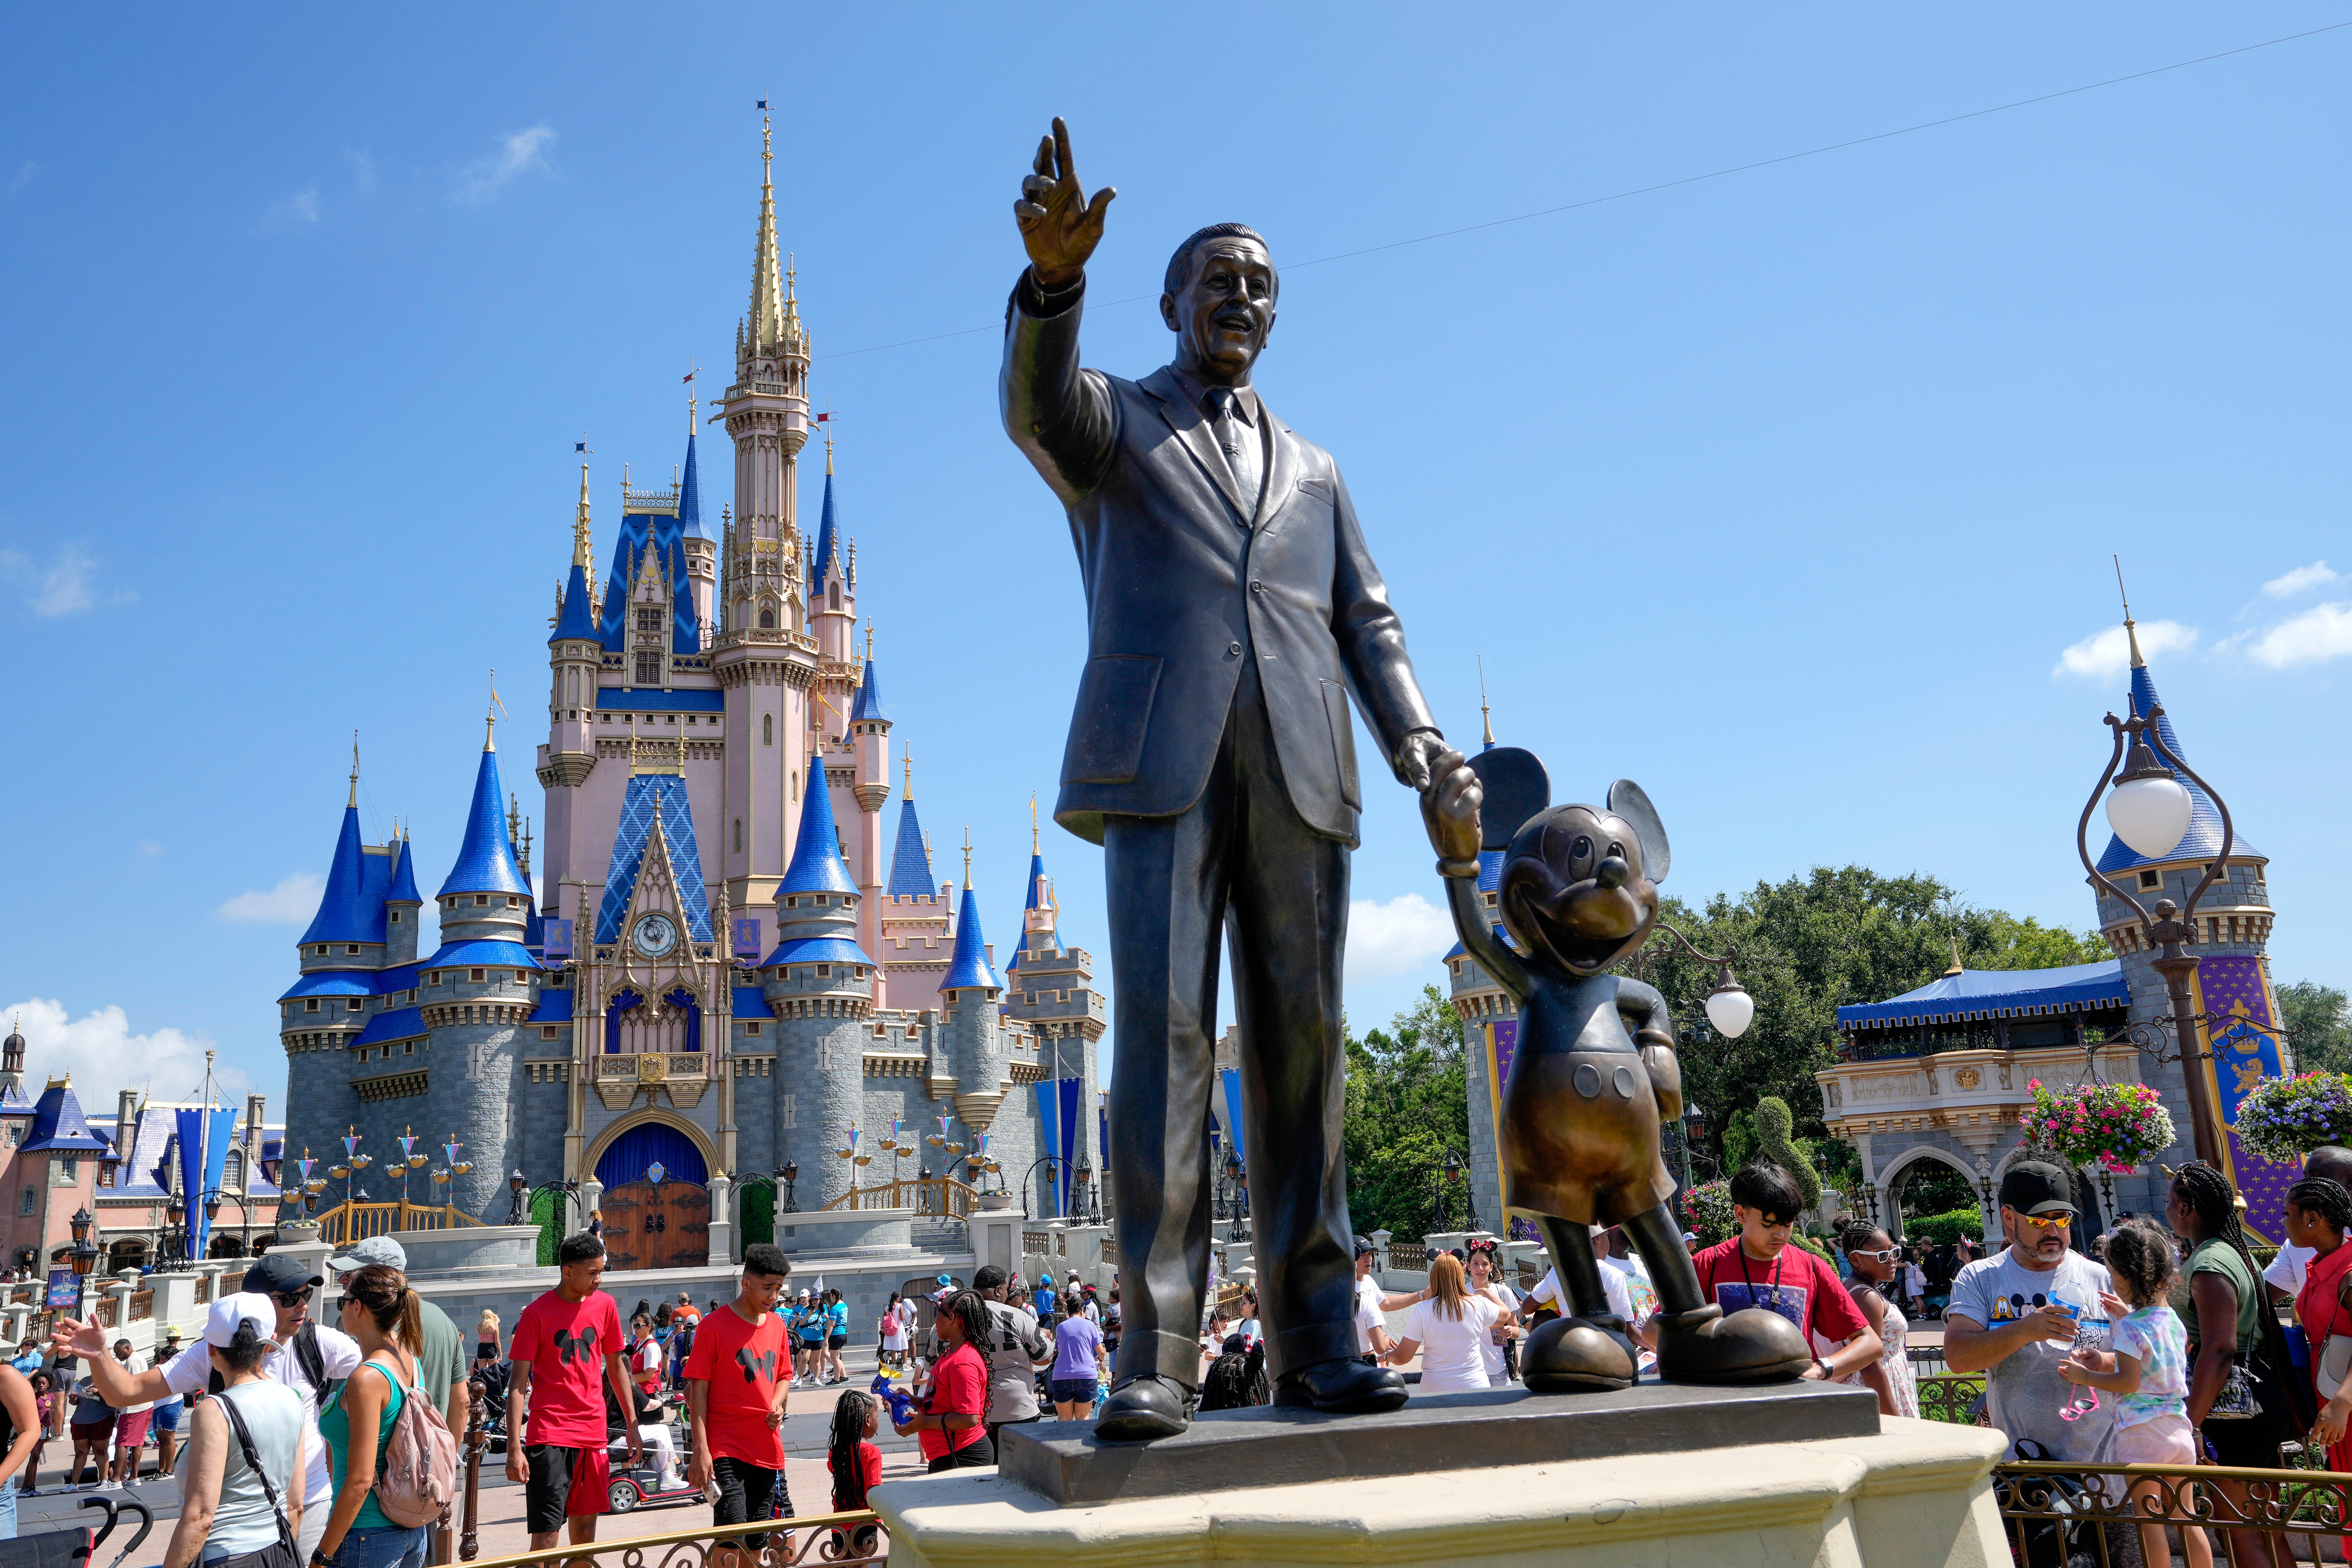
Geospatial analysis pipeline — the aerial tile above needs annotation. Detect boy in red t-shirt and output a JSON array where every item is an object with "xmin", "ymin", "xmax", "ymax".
[
  {"xmin": 683, "ymin": 1243, "xmax": 794, "ymax": 1567},
  {"xmin": 504, "ymin": 1232, "xmax": 643, "ymax": 1557},
  {"xmin": 1691, "ymin": 1163, "xmax": 1882, "ymax": 1382}
]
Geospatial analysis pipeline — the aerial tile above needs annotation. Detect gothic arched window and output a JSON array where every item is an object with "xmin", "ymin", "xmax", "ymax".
[
  {"xmin": 759, "ymin": 607, "xmax": 775, "ymax": 629},
  {"xmin": 762, "ymin": 714, "xmax": 773, "ymax": 746}
]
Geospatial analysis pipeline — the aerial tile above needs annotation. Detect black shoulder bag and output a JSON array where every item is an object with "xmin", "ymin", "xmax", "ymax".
[{"xmin": 212, "ymin": 1392, "xmax": 302, "ymax": 1568}]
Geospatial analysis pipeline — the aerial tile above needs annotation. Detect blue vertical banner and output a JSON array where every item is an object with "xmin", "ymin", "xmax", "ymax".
[
  {"xmin": 176, "ymin": 1106, "xmax": 237, "ymax": 1260},
  {"xmin": 1055, "ymin": 1078, "xmax": 1081, "ymax": 1214},
  {"xmin": 1033, "ymin": 1081, "xmax": 1062, "ymax": 1215},
  {"xmin": 1218, "ymin": 1069, "xmax": 1246, "ymax": 1164}
]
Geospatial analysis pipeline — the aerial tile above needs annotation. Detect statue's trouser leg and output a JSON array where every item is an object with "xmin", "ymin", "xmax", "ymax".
[
  {"xmin": 1100, "ymin": 661, "xmax": 1358, "ymax": 1390},
  {"xmin": 1534, "ymin": 1215, "xmax": 1616, "ymax": 1321},
  {"xmin": 1622, "ymin": 1202, "xmax": 1710, "ymax": 1316}
]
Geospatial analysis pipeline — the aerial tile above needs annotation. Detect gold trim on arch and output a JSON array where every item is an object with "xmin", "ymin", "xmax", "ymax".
[{"xmin": 581, "ymin": 1109, "xmax": 719, "ymax": 1191}]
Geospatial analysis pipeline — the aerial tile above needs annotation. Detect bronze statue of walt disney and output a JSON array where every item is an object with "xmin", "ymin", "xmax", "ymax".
[{"xmin": 1422, "ymin": 748, "xmax": 1812, "ymax": 1391}]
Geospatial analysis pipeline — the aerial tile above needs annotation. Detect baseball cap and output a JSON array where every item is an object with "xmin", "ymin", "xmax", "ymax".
[
  {"xmin": 1999, "ymin": 1161, "xmax": 2077, "ymax": 1218},
  {"xmin": 329, "ymin": 1236, "xmax": 407, "ymax": 1274},
  {"xmin": 242, "ymin": 1253, "xmax": 323, "ymax": 1296},
  {"xmin": 1352, "ymin": 1234, "xmax": 1375, "ymax": 1258},
  {"xmin": 206, "ymin": 1293, "xmax": 276, "ymax": 1349}
]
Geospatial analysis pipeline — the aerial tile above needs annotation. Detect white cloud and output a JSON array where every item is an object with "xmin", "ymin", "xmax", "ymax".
[
  {"xmin": 2245, "ymin": 602, "xmax": 2352, "ymax": 668},
  {"xmin": 0, "ymin": 998, "xmax": 245, "ymax": 1107},
  {"xmin": 2262, "ymin": 561, "xmax": 2339, "ymax": 599},
  {"xmin": 216, "ymin": 872, "xmax": 324, "ymax": 925},
  {"xmin": 261, "ymin": 185, "xmax": 320, "ymax": 230},
  {"xmin": 1347, "ymin": 893, "xmax": 1458, "ymax": 983},
  {"xmin": 0, "ymin": 544, "xmax": 116, "ymax": 617},
  {"xmin": 346, "ymin": 149, "xmax": 375, "ymax": 190},
  {"xmin": 451, "ymin": 125, "xmax": 555, "ymax": 206},
  {"xmin": 2051, "ymin": 620, "xmax": 2198, "ymax": 681}
]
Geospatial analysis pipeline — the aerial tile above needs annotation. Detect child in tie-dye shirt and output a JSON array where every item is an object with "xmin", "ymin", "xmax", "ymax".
[{"xmin": 2060, "ymin": 1221, "xmax": 2210, "ymax": 1568}]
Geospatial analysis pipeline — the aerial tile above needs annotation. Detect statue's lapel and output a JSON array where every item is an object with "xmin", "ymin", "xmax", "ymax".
[
  {"xmin": 1252, "ymin": 408, "xmax": 1302, "ymax": 535},
  {"xmin": 1138, "ymin": 367, "xmax": 1249, "ymax": 523}
]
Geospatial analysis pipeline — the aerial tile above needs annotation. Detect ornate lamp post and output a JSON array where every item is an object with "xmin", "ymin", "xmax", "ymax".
[
  {"xmin": 69, "ymin": 1207, "xmax": 98, "ymax": 1321},
  {"xmin": 2073, "ymin": 698, "xmax": 2232, "ymax": 1167},
  {"xmin": 506, "ymin": 1169, "xmax": 529, "ymax": 1224},
  {"xmin": 161, "ymin": 1192, "xmax": 188, "ymax": 1268},
  {"xmin": 782, "ymin": 1160, "xmax": 799, "ymax": 1213}
]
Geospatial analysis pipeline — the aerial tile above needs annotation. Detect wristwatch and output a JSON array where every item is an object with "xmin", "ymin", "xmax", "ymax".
[{"xmin": 1811, "ymin": 1356, "xmax": 1828, "ymax": 1378}]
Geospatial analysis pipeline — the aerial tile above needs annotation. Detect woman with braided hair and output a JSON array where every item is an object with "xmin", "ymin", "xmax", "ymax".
[
  {"xmin": 895, "ymin": 1291, "xmax": 992, "ymax": 1472},
  {"xmin": 2287, "ymin": 1176, "xmax": 2352, "ymax": 1480},
  {"xmin": 2169, "ymin": 1161, "xmax": 2305, "ymax": 1568}
]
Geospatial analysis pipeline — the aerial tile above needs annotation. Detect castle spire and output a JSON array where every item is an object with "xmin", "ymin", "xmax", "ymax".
[
  {"xmin": 2115, "ymin": 554, "xmax": 2145, "ymax": 669},
  {"xmin": 1477, "ymin": 655, "xmax": 1494, "ymax": 750},
  {"xmin": 748, "ymin": 117, "xmax": 782, "ymax": 354},
  {"xmin": 573, "ymin": 455, "xmax": 594, "ymax": 571},
  {"xmin": 349, "ymin": 733, "xmax": 361, "ymax": 807},
  {"xmin": 943, "ymin": 831, "xmax": 999, "ymax": 993},
  {"xmin": 437, "ymin": 723, "xmax": 530, "ymax": 900}
]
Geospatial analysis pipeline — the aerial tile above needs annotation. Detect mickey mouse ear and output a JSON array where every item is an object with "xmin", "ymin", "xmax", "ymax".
[
  {"xmin": 1606, "ymin": 779, "xmax": 1670, "ymax": 883},
  {"xmin": 1468, "ymin": 747, "xmax": 1549, "ymax": 852}
]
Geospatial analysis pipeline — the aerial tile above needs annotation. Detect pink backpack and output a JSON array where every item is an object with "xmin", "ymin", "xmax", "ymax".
[{"xmin": 368, "ymin": 1355, "xmax": 459, "ymax": 1528}]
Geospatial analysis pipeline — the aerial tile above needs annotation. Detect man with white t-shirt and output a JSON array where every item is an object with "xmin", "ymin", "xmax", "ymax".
[
  {"xmin": 2269, "ymin": 1145, "xmax": 2352, "ymax": 1303},
  {"xmin": 54, "ymin": 1253, "xmax": 357, "ymax": 1558},
  {"xmin": 1522, "ymin": 1227, "xmax": 1660, "ymax": 1351}
]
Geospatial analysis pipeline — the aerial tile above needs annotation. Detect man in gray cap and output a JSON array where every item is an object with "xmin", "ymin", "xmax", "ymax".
[{"xmin": 1944, "ymin": 1160, "xmax": 2117, "ymax": 1463}]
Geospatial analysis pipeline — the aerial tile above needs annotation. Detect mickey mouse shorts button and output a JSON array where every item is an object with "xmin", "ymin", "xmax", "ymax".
[
  {"xmin": 1573, "ymin": 1063, "xmax": 1601, "ymax": 1098},
  {"xmin": 1612, "ymin": 1066, "xmax": 1637, "ymax": 1099}
]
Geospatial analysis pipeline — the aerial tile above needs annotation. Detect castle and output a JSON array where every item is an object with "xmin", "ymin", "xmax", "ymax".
[
  {"xmin": 278, "ymin": 121, "xmax": 1104, "ymax": 1265},
  {"xmin": 1450, "ymin": 611, "xmax": 2298, "ymax": 1244}
]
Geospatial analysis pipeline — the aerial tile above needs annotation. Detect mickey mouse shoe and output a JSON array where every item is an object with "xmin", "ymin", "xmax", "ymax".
[
  {"xmin": 1653, "ymin": 1303, "xmax": 1813, "ymax": 1385},
  {"xmin": 1519, "ymin": 1313, "xmax": 1639, "ymax": 1394}
]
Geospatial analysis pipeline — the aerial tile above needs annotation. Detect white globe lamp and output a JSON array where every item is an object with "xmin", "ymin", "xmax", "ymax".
[
  {"xmin": 2106, "ymin": 773, "xmax": 2193, "ymax": 859},
  {"xmin": 1705, "ymin": 982, "xmax": 1755, "ymax": 1040}
]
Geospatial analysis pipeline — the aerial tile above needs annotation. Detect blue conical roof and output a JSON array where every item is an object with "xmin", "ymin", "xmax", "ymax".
[
  {"xmin": 887, "ymin": 795, "xmax": 934, "ymax": 896},
  {"xmin": 437, "ymin": 736, "xmax": 532, "ymax": 898},
  {"xmin": 2095, "ymin": 655, "xmax": 2258, "ymax": 874},
  {"xmin": 387, "ymin": 836, "xmax": 421, "ymax": 904},
  {"xmin": 549, "ymin": 561, "xmax": 597, "ymax": 644},
  {"xmin": 301, "ymin": 804, "xmax": 382, "ymax": 946},
  {"xmin": 21, "ymin": 1079, "xmax": 106, "ymax": 1154},
  {"xmin": 849, "ymin": 659, "xmax": 887, "ymax": 724},
  {"xmin": 680, "ymin": 431, "xmax": 709, "ymax": 541},
  {"xmin": 944, "ymin": 882, "xmax": 999, "ymax": 992},
  {"xmin": 811, "ymin": 471, "xmax": 840, "ymax": 585},
  {"xmin": 781, "ymin": 762, "xmax": 857, "ymax": 896}
]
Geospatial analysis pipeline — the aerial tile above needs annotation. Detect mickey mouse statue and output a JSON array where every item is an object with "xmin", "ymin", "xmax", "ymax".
[{"xmin": 1422, "ymin": 745, "xmax": 1813, "ymax": 1391}]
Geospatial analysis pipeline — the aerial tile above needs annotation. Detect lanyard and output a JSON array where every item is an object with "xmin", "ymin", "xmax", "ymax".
[{"xmin": 1735, "ymin": 1245, "xmax": 1789, "ymax": 1316}]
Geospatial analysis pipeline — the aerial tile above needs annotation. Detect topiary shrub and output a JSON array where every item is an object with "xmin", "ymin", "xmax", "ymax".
[
  {"xmin": 1900, "ymin": 1208, "xmax": 1985, "ymax": 1246},
  {"xmin": 1755, "ymin": 1097, "xmax": 1822, "ymax": 1213}
]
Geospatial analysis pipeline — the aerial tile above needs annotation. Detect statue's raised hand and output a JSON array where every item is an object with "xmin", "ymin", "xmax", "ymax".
[
  {"xmin": 1015, "ymin": 117, "xmax": 1116, "ymax": 288},
  {"xmin": 1420, "ymin": 747, "xmax": 1484, "ymax": 875}
]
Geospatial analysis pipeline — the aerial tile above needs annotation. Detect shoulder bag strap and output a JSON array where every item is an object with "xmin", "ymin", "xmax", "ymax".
[{"xmin": 217, "ymin": 1390, "xmax": 300, "ymax": 1558}]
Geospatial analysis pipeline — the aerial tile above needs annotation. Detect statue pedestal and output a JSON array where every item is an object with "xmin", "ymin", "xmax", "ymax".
[{"xmin": 872, "ymin": 1397, "xmax": 2005, "ymax": 1568}]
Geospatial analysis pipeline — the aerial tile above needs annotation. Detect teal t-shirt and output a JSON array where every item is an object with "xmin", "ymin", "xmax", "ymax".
[{"xmin": 318, "ymin": 1354, "xmax": 410, "ymax": 1530}]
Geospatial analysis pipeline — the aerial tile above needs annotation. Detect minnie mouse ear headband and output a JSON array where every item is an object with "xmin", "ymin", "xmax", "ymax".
[{"xmin": 1465, "ymin": 1237, "xmax": 1499, "ymax": 1254}]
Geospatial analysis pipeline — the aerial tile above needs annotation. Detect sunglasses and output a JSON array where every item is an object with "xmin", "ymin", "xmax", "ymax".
[
  {"xmin": 271, "ymin": 1290, "xmax": 311, "ymax": 1307},
  {"xmin": 2016, "ymin": 1213, "xmax": 2073, "ymax": 1231},
  {"xmin": 1852, "ymin": 1247, "xmax": 1901, "ymax": 1263}
]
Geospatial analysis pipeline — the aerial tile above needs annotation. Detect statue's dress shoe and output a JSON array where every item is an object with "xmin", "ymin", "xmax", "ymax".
[
  {"xmin": 1520, "ymin": 1313, "xmax": 1639, "ymax": 1393},
  {"xmin": 1271, "ymin": 1356, "xmax": 1410, "ymax": 1414},
  {"xmin": 1654, "ymin": 1303, "xmax": 1812, "ymax": 1384},
  {"xmin": 1094, "ymin": 1374, "xmax": 1193, "ymax": 1442}
]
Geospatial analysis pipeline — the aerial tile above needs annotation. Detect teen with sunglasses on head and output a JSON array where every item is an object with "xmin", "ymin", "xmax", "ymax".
[
  {"xmin": 55, "ymin": 1253, "xmax": 359, "ymax": 1563},
  {"xmin": 1836, "ymin": 1223, "xmax": 1916, "ymax": 1418}
]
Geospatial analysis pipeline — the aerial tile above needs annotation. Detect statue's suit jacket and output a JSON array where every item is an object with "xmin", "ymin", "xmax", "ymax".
[{"xmin": 1000, "ymin": 276, "xmax": 1436, "ymax": 845}]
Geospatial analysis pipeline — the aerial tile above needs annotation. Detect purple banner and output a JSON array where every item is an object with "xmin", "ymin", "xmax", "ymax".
[{"xmin": 2198, "ymin": 953, "xmax": 2297, "ymax": 1243}]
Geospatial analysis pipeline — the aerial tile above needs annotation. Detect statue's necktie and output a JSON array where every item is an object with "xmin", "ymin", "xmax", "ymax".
[{"xmin": 1206, "ymin": 387, "xmax": 1260, "ymax": 518}]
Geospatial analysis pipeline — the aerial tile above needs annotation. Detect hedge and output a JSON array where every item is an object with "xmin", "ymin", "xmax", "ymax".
[{"xmin": 1897, "ymin": 1208, "xmax": 1985, "ymax": 1246}]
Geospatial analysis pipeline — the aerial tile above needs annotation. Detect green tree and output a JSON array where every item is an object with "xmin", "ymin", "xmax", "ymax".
[
  {"xmin": 2282, "ymin": 981, "xmax": 2352, "ymax": 1074},
  {"xmin": 1343, "ymin": 984, "xmax": 1473, "ymax": 1239}
]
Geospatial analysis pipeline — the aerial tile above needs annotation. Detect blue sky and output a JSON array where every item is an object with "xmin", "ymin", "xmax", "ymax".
[{"xmin": 3, "ymin": 7, "xmax": 2348, "ymax": 1111}]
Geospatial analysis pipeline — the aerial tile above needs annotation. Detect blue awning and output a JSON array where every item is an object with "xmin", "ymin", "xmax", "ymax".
[{"xmin": 1836, "ymin": 960, "xmax": 2130, "ymax": 1030}]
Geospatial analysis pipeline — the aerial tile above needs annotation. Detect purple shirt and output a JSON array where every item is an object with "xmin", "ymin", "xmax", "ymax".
[{"xmin": 1052, "ymin": 1314, "xmax": 1103, "ymax": 1381}]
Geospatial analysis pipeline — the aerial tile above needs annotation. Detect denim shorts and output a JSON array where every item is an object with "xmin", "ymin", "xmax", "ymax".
[
  {"xmin": 150, "ymin": 1399, "xmax": 183, "ymax": 1432},
  {"xmin": 1048, "ymin": 1377, "xmax": 1096, "ymax": 1406},
  {"xmin": 322, "ymin": 1522, "xmax": 426, "ymax": 1568}
]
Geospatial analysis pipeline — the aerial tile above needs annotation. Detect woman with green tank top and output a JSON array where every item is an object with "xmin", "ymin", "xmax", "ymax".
[{"xmin": 314, "ymin": 1265, "xmax": 426, "ymax": 1568}]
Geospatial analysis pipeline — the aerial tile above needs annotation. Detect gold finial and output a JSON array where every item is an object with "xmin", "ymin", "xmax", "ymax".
[
  {"xmin": 824, "ymin": 428, "xmax": 834, "ymax": 475},
  {"xmin": 962, "ymin": 827, "xmax": 973, "ymax": 888},
  {"xmin": 573, "ymin": 450, "xmax": 594, "ymax": 571},
  {"xmin": 903, "ymin": 752, "xmax": 914, "ymax": 801},
  {"xmin": 1031, "ymin": 793, "xmax": 1039, "ymax": 853},
  {"xmin": 486, "ymin": 671, "xmax": 505, "ymax": 748},
  {"xmin": 2114, "ymin": 554, "xmax": 2145, "ymax": 669},
  {"xmin": 1945, "ymin": 935, "xmax": 1964, "ymax": 977},
  {"xmin": 1477, "ymin": 655, "xmax": 1494, "ymax": 747},
  {"xmin": 865, "ymin": 617, "xmax": 874, "ymax": 664},
  {"xmin": 687, "ymin": 370, "xmax": 697, "ymax": 436},
  {"xmin": 349, "ymin": 732, "xmax": 361, "ymax": 807},
  {"xmin": 786, "ymin": 252, "xmax": 796, "ymax": 304}
]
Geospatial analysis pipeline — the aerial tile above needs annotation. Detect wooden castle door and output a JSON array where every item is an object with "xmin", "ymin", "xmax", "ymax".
[{"xmin": 599, "ymin": 1179, "xmax": 711, "ymax": 1272}]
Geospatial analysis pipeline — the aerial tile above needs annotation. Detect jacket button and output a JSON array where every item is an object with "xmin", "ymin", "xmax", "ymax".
[
  {"xmin": 1227, "ymin": 642, "xmax": 1242, "ymax": 657},
  {"xmin": 1250, "ymin": 581, "xmax": 1264, "ymax": 594}
]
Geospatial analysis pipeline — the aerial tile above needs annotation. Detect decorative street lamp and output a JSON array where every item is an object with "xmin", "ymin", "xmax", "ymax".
[
  {"xmin": 2073, "ymin": 696, "xmax": 2234, "ymax": 1168},
  {"xmin": 69, "ymin": 1207, "xmax": 98, "ymax": 1321},
  {"xmin": 781, "ymin": 1161, "xmax": 799, "ymax": 1213},
  {"xmin": 162, "ymin": 1192, "xmax": 188, "ymax": 1268},
  {"xmin": 507, "ymin": 1169, "xmax": 529, "ymax": 1224}
]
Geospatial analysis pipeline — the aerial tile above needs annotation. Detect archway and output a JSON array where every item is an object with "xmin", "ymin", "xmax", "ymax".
[
  {"xmin": 1881, "ymin": 1148, "xmax": 1981, "ymax": 1241},
  {"xmin": 592, "ymin": 1119, "xmax": 711, "ymax": 1272}
]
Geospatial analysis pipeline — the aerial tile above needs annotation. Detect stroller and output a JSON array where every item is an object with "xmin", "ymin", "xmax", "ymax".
[
  {"xmin": 603, "ymin": 1384, "xmax": 705, "ymax": 1514},
  {"xmin": 1197, "ymin": 1336, "xmax": 1269, "ymax": 1412}
]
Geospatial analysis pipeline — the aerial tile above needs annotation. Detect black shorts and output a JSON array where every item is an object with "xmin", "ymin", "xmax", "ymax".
[
  {"xmin": 524, "ymin": 1443, "xmax": 610, "ymax": 1533},
  {"xmin": 926, "ymin": 1432, "xmax": 995, "ymax": 1473},
  {"xmin": 827, "ymin": 1334, "xmax": 847, "ymax": 1350},
  {"xmin": 712, "ymin": 1456, "xmax": 789, "ymax": 1549}
]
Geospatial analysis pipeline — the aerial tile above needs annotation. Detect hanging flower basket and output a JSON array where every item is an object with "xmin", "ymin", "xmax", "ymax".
[
  {"xmin": 2018, "ymin": 1079, "xmax": 2175, "ymax": 1175},
  {"xmin": 2234, "ymin": 1072, "xmax": 2352, "ymax": 1166},
  {"xmin": 1682, "ymin": 1178, "xmax": 1735, "ymax": 1244}
]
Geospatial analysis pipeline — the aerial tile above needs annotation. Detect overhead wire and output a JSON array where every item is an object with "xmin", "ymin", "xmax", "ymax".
[{"xmin": 815, "ymin": 20, "xmax": 2352, "ymax": 364}]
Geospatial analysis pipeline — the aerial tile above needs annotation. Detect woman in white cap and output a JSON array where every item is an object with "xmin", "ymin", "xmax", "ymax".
[{"xmin": 160, "ymin": 1294, "xmax": 307, "ymax": 1568}]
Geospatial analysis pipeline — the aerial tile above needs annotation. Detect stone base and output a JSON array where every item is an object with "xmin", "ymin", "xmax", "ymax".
[{"xmin": 871, "ymin": 1418, "xmax": 2009, "ymax": 1568}]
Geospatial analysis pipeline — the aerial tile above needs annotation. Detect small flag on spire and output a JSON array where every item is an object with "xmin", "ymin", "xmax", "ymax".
[
  {"xmin": 812, "ymin": 412, "xmax": 831, "ymax": 423},
  {"xmin": 756, "ymin": 98, "xmax": 769, "ymax": 110},
  {"xmin": 682, "ymin": 370, "xmax": 696, "ymax": 384},
  {"xmin": 575, "ymin": 440, "xmax": 587, "ymax": 452}
]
